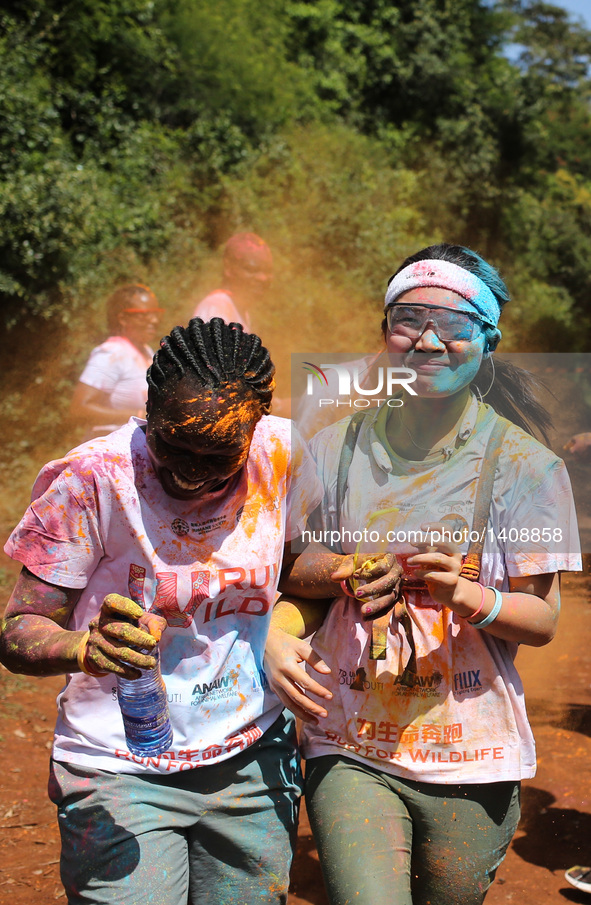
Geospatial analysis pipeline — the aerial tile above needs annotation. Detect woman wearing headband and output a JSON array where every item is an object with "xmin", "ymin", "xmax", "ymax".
[{"xmin": 267, "ymin": 244, "xmax": 581, "ymax": 905}]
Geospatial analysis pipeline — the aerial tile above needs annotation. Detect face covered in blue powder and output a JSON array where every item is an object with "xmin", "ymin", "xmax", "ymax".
[{"xmin": 385, "ymin": 287, "xmax": 494, "ymax": 399}]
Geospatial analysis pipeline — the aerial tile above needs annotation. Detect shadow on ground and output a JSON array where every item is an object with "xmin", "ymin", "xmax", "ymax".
[{"xmin": 513, "ymin": 786, "xmax": 591, "ymax": 875}]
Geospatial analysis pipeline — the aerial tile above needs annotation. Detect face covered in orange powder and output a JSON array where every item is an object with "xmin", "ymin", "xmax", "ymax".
[{"xmin": 145, "ymin": 376, "xmax": 264, "ymax": 501}]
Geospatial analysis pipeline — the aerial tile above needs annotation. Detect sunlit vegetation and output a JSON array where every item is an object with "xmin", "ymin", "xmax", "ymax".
[{"xmin": 1, "ymin": 0, "xmax": 591, "ymax": 524}]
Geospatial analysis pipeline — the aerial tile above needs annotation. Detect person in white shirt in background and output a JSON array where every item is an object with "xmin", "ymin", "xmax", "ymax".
[
  {"xmin": 70, "ymin": 283, "xmax": 163, "ymax": 437},
  {"xmin": 192, "ymin": 233, "xmax": 291, "ymax": 417},
  {"xmin": 193, "ymin": 232, "xmax": 273, "ymax": 333}
]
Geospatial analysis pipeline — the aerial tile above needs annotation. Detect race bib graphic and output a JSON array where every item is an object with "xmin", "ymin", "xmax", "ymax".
[{"xmin": 127, "ymin": 564, "xmax": 277, "ymax": 627}]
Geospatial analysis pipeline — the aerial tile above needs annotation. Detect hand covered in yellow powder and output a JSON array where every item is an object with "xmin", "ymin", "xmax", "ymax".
[
  {"xmin": 332, "ymin": 552, "xmax": 403, "ymax": 617},
  {"xmin": 83, "ymin": 594, "xmax": 168, "ymax": 679}
]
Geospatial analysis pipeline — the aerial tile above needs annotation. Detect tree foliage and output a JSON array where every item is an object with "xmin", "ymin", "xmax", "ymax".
[{"xmin": 1, "ymin": 0, "xmax": 591, "ymax": 349}]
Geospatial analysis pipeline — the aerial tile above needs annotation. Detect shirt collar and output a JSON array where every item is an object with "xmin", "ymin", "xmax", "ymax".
[{"xmin": 369, "ymin": 393, "xmax": 481, "ymax": 473}]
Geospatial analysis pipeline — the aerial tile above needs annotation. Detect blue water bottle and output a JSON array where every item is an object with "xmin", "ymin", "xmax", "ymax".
[{"xmin": 116, "ymin": 647, "xmax": 173, "ymax": 756}]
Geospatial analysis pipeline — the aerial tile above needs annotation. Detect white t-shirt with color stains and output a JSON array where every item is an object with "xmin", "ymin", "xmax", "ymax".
[
  {"xmin": 300, "ymin": 398, "xmax": 581, "ymax": 783},
  {"xmin": 6, "ymin": 416, "xmax": 321, "ymax": 774},
  {"xmin": 79, "ymin": 335, "xmax": 153, "ymax": 412}
]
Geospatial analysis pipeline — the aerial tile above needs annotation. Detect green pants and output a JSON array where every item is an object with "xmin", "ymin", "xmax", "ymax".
[
  {"xmin": 49, "ymin": 712, "xmax": 301, "ymax": 905},
  {"xmin": 305, "ymin": 755, "xmax": 520, "ymax": 905}
]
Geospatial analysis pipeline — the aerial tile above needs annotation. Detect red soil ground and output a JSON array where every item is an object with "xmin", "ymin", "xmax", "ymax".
[{"xmin": 1, "ymin": 570, "xmax": 590, "ymax": 904}]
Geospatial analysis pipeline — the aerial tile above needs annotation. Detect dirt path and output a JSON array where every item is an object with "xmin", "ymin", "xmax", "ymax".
[{"xmin": 1, "ymin": 570, "xmax": 590, "ymax": 904}]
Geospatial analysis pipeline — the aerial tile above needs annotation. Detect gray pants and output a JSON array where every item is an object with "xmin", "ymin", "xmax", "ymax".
[
  {"xmin": 49, "ymin": 712, "xmax": 301, "ymax": 905},
  {"xmin": 306, "ymin": 755, "xmax": 521, "ymax": 905}
]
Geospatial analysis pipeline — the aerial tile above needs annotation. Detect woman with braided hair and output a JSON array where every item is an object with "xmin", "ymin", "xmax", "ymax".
[{"xmin": 0, "ymin": 317, "xmax": 322, "ymax": 905}]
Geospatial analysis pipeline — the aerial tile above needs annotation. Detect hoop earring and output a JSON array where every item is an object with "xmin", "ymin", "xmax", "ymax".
[
  {"xmin": 480, "ymin": 355, "xmax": 495, "ymax": 398},
  {"xmin": 473, "ymin": 356, "xmax": 495, "ymax": 401}
]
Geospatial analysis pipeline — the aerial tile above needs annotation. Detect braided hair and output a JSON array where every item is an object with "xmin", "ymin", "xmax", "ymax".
[
  {"xmin": 382, "ymin": 243, "xmax": 552, "ymax": 442},
  {"xmin": 147, "ymin": 317, "xmax": 276, "ymax": 414}
]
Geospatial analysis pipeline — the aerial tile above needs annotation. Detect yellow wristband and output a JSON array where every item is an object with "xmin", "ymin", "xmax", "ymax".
[{"xmin": 76, "ymin": 630, "xmax": 108, "ymax": 677}]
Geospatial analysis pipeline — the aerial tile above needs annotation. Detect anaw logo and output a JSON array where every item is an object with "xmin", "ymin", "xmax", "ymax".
[{"xmin": 302, "ymin": 360, "xmax": 417, "ymax": 409}]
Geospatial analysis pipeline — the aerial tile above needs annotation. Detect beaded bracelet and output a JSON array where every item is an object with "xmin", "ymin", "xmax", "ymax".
[
  {"xmin": 466, "ymin": 581, "xmax": 486, "ymax": 623},
  {"xmin": 76, "ymin": 630, "xmax": 108, "ymax": 677},
  {"xmin": 471, "ymin": 587, "xmax": 503, "ymax": 629}
]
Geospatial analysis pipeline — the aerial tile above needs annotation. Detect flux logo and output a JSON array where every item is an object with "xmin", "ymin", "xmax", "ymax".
[
  {"xmin": 303, "ymin": 362, "xmax": 417, "ymax": 398},
  {"xmin": 453, "ymin": 670, "xmax": 482, "ymax": 693}
]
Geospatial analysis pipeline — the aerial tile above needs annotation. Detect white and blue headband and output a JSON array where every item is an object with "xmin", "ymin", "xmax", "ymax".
[{"xmin": 384, "ymin": 259, "xmax": 501, "ymax": 327}]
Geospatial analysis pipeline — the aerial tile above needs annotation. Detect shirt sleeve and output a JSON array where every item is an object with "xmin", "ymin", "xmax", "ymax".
[
  {"xmin": 4, "ymin": 462, "xmax": 104, "ymax": 589},
  {"xmin": 193, "ymin": 293, "xmax": 249, "ymax": 330},
  {"xmin": 78, "ymin": 343, "xmax": 124, "ymax": 395},
  {"xmin": 499, "ymin": 456, "xmax": 582, "ymax": 576},
  {"xmin": 303, "ymin": 420, "xmax": 350, "ymax": 550},
  {"xmin": 286, "ymin": 424, "xmax": 324, "ymax": 541}
]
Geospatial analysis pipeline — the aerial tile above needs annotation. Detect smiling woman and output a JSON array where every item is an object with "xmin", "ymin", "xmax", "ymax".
[
  {"xmin": 70, "ymin": 283, "xmax": 165, "ymax": 438},
  {"xmin": 144, "ymin": 319, "xmax": 275, "ymax": 499},
  {"xmin": 0, "ymin": 317, "xmax": 323, "ymax": 905},
  {"xmin": 266, "ymin": 244, "xmax": 582, "ymax": 905},
  {"xmin": 146, "ymin": 385, "xmax": 258, "ymax": 497}
]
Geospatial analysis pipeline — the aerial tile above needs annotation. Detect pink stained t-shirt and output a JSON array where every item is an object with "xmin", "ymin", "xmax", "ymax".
[
  {"xmin": 192, "ymin": 291, "xmax": 251, "ymax": 332},
  {"xmin": 5, "ymin": 416, "xmax": 322, "ymax": 775},
  {"xmin": 300, "ymin": 399, "xmax": 581, "ymax": 783}
]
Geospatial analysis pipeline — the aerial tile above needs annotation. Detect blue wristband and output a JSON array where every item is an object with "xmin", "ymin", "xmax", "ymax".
[{"xmin": 471, "ymin": 587, "xmax": 502, "ymax": 629}]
